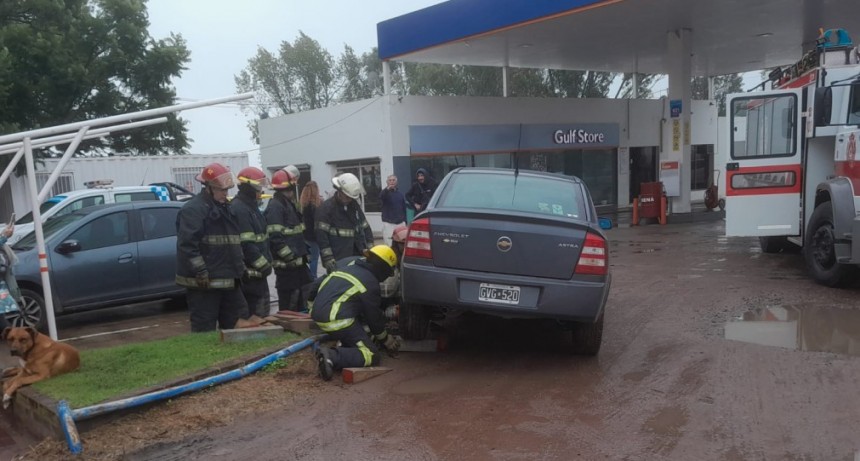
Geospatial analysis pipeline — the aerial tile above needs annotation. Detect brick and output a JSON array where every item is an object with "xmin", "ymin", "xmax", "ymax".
[
  {"xmin": 342, "ymin": 367, "xmax": 392, "ymax": 384},
  {"xmin": 399, "ymin": 337, "xmax": 447, "ymax": 352},
  {"xmin": 220, "ymin": 325, "xmax": 284, "ymax": 343}
]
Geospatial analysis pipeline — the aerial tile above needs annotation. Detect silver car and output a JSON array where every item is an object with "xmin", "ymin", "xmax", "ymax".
[
  {"xmin": 8, "ymin": 201, "xmax": 186, "ymax": 330},
  {"xmin": 400, "ymin": 168, "xmax": 610, "ymax": 355}
]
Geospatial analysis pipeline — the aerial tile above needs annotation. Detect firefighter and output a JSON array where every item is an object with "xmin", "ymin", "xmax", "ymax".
[
  {"xmin": 175, "ymin": 163, "xmax": 247, "ymax": 332},
  {"xmin": 313, "ymin": 245, "xmax": 401, "ymax": 381},
  {"xmin": 265, "ymin": 165, "xmax": 312, "ymax": 311},
  {"xmin": 231, "ymin": 166, "xmax": 273, "ymax": 320},
  {"xmin": 316, "ymin": 172, "xmax": 375, "ymax": 274}
]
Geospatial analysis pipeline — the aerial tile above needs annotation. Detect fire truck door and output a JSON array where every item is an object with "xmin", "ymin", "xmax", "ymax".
[{"xmin": 725, "ymin": 89, "xmax": 804, "ymax": 237}]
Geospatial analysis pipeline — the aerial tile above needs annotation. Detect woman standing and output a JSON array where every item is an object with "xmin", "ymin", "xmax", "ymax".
[{"xmin": 299, "ymin": 181, "xmax": 323, "ymax": 278}]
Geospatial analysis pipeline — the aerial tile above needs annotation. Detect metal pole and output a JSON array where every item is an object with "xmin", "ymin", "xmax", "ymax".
[
  {"xmin": 0, "ymin": 147, "xmax": 24, "ymax": 190},
  {"xmin": 0, "ymin": 117, "xmax": 169, "ymax": 155},
  {"xmin": 503, "ymin": 66, "xmax": 509, "ymax": 97},
  {"xmin": 37, "ymin": 127, "xmax": 89, "ymax": 202},
  {"xmin": 383, "ymin": 61, "xmax": 391, "ymax": 95},
  {"xmin": 23, "ymin": 138, "xmax": 59, "ymax": 340},
  {"xmin": 0, "ymin": 93, "xmax": 253, "ymax": 145}
]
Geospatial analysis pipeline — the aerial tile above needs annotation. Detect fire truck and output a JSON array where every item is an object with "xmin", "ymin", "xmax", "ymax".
[{"xmin": 725, "ymin": 28, "xmax": 860, "ymax": 287}]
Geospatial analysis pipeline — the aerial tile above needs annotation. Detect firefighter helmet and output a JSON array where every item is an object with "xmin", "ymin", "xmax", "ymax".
[
  {"xmin": 196, "ymin": 163, "xmax": 234, "ymax": 190},
  {"xmin": 236, "ymin": 167, "xmax": 269, "ymax": 191},
  {"xmin": 331, "ymin": 172, "xmax": 365, "ymax": 199},
  {"xmin": 392, "ymin": 225, "xmax": 409, "ymax": 244},
  {"xmin": 365, "ymin": 244, "xmax": 397, "ymax": 268},
  {"xmin": 271, "ymin": 165, "xmax": 300, "ymax": 190}
]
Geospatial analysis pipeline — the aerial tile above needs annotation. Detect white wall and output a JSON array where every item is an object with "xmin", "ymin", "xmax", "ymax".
[
  {"xmin": 259, "ymin": 95, "xmax": 719, "ymax": 221},
  {"xmin": 7, "ymin": 153, "xmax": 249, "ymax": 216}
]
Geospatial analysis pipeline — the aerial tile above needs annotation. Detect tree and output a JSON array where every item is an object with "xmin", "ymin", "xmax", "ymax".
[
  {"xmin": 692, "ymin": 74, "xmax": 743, "ymax": 116},
  {"xmin": 0, "ymin": 0, "xmax": 191, "ymax": 156},
  {"xmin": 614, "ymin": 73, "xmax": 659, "ymax": 99}
]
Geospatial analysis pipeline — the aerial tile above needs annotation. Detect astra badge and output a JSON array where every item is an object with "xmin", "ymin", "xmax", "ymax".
[{"xmin": 497, "ymin": 236, "xmax": 513, "ymax": 252}]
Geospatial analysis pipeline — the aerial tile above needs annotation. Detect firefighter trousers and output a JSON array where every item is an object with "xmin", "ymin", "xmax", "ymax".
[
  {"xmin": 240, "ymin": 277, "xmax": 271, "ymax": 318},
  {"xmin": 325, "ymin": 322, "xmax": 381, "ymax": 370},
  {"xmin": 186, "ymin": 286, "xmax": 246, "ymax": 332}
]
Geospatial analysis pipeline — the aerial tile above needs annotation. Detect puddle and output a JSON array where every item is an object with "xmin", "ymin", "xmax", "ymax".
[
  {"xmin": 633, "ymin": 248, "xmax": 661, "ymax": 253},
  {"xmin": 725, "ymin": 305, "xmax": 860, "ymax": 357}
]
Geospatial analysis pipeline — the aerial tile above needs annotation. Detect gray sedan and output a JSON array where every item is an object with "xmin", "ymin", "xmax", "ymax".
[
  {"xmin": 9, "ymin": 201, "xmax": 185, "ymax": 330},
  {"xmin": 399, "ymin": 167, "xmax": 610, "ymax": 355}
]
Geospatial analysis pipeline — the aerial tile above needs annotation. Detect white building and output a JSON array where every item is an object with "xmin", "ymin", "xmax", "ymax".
[
  {"xmin": 259, "ymin": 94, "xmax": 718, "ymax": 233},
  {"xmin": 0, "ymin": 153, "xmax": 249, "ymax": 219}
]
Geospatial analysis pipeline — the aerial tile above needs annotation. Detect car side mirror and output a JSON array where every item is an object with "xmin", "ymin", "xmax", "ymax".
[
  {"xmin": 598, "ymin": 217, "xmax": 613, "ymax": 230},
  {"xmin": 56, "ymin": 240, "xmax": 81, "ymax": 255}
]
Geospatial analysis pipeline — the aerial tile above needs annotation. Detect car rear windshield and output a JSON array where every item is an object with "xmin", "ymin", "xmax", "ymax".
[{"xmin": 438, "ymin": 172, "xmax": 587, "ymax": 219}]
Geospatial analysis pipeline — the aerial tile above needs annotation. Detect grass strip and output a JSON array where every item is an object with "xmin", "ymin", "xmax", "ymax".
[{"xmin": 33, "ymin": 331, "xmax": 300, "ymax": 408}]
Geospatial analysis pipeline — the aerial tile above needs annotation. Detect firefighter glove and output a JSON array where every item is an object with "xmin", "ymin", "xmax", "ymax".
[
  {"xmin": 382, "ymin": 334, "xmax": 401, "ymax": 353},
  {"xmin": 323, "ymin": 257, "xmax": 337, "ymax": 274},
  {"xmin": 196, "ymin": 270, "xmax": 210, "ymax": 289}
]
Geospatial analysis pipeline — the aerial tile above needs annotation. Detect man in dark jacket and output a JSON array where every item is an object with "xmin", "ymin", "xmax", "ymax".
[
  {"xmin": 176, "ymin": 163, "xmax": 247, "ymax": 332},
  {"xmin": 312, "ymin": 245, "xmax": 401, "ymax": 381},
  {"xmin": 379, "ymin": 174, "xmax": 407, "ymax": 246},
  {"xmin": 231, "ymin": 167, "xmax": 273, "ymax": 319},
  {"xmin": 405, "ymin": 167, "xmax": 438, "ymax": 214},
  {"xmin": 265, "ymin": 166, "xmax": 312, "ymax": 311},
  {"xmin": 316, "ymin": 172, "xmax": 374, "ymax": 274}
]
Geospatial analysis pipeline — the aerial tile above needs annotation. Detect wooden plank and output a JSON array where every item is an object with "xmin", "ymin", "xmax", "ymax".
[{"xmin": 342, "ymin": 367, "xmax": 392, "ymax": 384}]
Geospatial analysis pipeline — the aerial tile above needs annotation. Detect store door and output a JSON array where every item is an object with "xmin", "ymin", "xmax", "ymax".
[{"xmin": 629, "ymin": 147, "xmax": 658, "ymax": 202}]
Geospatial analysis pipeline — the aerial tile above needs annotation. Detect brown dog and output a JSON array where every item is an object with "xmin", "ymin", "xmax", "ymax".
[{"xmin": 1, "ymin": 327, "xmax": 80, "ymax": 408}]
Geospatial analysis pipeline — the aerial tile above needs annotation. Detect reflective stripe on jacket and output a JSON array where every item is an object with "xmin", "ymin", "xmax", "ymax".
[
  {"xmin": 310, "ymin": 259, "xmax": 386, "ymax": 336},
  {"xmin": 264, "ymin": 192, "xmax": 308, "ymax": 270},
  {"xmin": 230, "ymin": 192, "xmax": 273, "ymax": 280}
]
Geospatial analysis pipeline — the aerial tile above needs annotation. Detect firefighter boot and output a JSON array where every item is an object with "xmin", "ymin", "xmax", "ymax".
[{"xmin": 316, "ymin": 348, "xmax": 334, "ymax": 381}]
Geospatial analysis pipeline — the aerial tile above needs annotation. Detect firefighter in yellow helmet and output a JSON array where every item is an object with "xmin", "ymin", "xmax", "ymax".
[
  {"xmin": 175, "ymin": 163, "xmax": 247, "ymax": 331},
  {"xmin": 312, "ymin": 245, "xmax": 401, "ymax": 381}
]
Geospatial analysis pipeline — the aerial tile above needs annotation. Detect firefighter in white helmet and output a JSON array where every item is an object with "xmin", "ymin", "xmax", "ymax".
[{"xmin": 315, "ymin": 172, "xmax": 375, "ymax": 274}]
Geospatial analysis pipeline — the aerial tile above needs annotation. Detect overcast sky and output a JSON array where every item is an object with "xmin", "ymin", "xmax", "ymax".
[{"xmin": 145, "ymin": 1, "xmax": 443, "ymax": 166}]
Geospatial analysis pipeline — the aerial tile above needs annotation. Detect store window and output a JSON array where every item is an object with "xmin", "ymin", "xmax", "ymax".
[
  {"xmin": 691, "ymin": 144, "xmax": 714, "ymax": 191},
  {"xmin": 335, "ymin": 160, "xmax": 382, "ymax": 213}
]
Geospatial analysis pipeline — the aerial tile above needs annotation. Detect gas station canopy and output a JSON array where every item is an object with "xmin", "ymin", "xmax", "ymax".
[{"xmin": 377, "ymin": 0, "xmax": 860, "ymax": 76}]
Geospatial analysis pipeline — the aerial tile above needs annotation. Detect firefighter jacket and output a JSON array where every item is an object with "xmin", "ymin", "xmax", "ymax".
[
  {"xmin": 310, "ymin": 259, "xmax": 388, "ymax": 339},
  {"xmin": 264, "ymin": 192, "xmax": 308, "ymax": 270},
  {"xmin": 176, "ymin": 191, "xmax": 245, "ymax": 289},
  {"xmin": 315, "ymin": 196, "xmax": 374, "ymax": 263},
  {"xmin": 230, "ymin": 190, "xmax": 273, "ymax": 279}
]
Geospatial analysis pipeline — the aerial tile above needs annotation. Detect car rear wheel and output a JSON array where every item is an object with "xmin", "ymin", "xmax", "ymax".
[
  {"xmin": 570, "ymin": 314, "xmax": 603, "ymax": 356},
  {"xmin": 398, "ymin": 302, "xmax": 429, "ymax": 340},
  {"xmin": 4, "ymin": 288, "xmax": 47, "ymax": 332}
]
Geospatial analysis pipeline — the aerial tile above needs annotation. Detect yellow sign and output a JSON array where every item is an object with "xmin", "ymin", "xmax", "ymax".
[
  {"xmin": 684, "ymin": 121, "xmax": 691, "ymax": 146},
  {"xmin": 672, "ymin": 119, "xmax": 681, "ymax": 151}
]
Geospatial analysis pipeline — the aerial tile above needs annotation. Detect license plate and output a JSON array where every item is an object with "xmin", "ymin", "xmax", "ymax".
[{"xmin": 478, "ymin": 283, "xmax": 521, "ymax": 305}]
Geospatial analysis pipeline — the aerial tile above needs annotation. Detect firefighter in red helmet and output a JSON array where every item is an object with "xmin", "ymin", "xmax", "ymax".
[
  {"xmin": 265, "ymin": 166, "xmax": 312, "ymax": 311},
  {"xmin": 175, "ymin": 163, "xmax": 247, "ymax": 331},
  {"xmin": 231, "ymin": 167, "xmax": 274, "ymax": 321}
]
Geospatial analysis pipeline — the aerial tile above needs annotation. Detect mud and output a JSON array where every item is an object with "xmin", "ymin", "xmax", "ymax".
[{"xmin": 11, "ymin": 219, "xmax": 860, "ymax": 460}]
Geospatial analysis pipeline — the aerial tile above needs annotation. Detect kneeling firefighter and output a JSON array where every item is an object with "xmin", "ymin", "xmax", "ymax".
[{"xmin": 312, "ymin": 245, "xmax": 401, "ymax": 381}]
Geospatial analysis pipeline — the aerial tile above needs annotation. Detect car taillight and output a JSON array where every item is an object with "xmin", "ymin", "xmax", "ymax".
[
  {"xmin": 574, "ymin": 232, "xmax": 607, "ymax": 275},
  {"xmin": 404, "ymin": 218, "xmax": 432, "ymax": 259}
]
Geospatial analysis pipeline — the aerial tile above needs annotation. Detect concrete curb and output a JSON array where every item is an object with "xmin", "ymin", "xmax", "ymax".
[{"xmin": 7, "ymin": 335, "xmax": 311, "ymax": 442}]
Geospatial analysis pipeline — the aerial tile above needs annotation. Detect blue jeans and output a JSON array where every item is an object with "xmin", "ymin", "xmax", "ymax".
[{"xmin": 307, "ymin": 241, "xmax": 321, "ymax": 278}]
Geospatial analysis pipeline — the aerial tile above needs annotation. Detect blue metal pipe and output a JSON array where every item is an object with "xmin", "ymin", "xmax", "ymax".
[{"xmin": 59, "ymin": 334, "xmax": 327, "ymax": 455}]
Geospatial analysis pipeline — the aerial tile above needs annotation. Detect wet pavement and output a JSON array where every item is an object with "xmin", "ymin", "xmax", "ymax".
[{"xmin": 8, "ymin": 216, "xmax": 860, "ymax": 460}]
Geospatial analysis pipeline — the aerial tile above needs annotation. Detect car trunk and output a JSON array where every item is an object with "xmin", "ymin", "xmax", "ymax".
[{"xmin": 425, "ymin": 211, "xmax": 591, "ymax": 280}]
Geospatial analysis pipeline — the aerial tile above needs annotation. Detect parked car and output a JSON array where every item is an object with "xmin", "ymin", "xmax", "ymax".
[
  {"xmin": 7, "ymin": 184, "xmax": 171, "ymax": 245},
  {"xmin": 399, "ymin": 167, "xmax": 611, "ymax": 355},
  {"xmin": 149, "ymin": 182, "xmax": 195, "ymax": 201},
  {"xmin": 7, "ymin": 201, "xmax": 185, "ymax": 330}
]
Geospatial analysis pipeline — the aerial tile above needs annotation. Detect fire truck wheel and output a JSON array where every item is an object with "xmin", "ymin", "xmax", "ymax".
[{"xmin": 804, "ymin": 203, "xmax": 856, "ymax": 287}]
